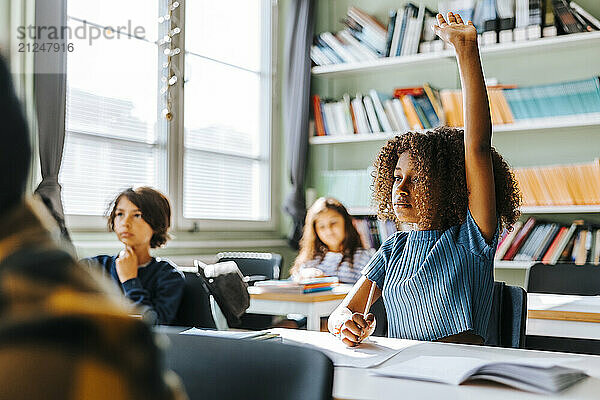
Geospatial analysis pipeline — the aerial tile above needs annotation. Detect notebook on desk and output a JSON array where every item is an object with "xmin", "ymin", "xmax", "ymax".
[{"xmin": 372, "ymin": 355, "xmax": 588, "ymax": 394}]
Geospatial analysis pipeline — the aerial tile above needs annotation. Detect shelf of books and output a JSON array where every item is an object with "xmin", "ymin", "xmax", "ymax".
[
  {"xmin": 310, "ymin": 113, "xmax": 600, "ymax": 145},
  {"xmin": 312, "ymin": 2, "xmax": 600, "ymax": 78},
  {"xmin": 312, "ymin": 31, "xmax": 600, "ymax": 78},
  {"xmin": 309, "ymin": 77, "xmax": 600, "ymax": 144}
]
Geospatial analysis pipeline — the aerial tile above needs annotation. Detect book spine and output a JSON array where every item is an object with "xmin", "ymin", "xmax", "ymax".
[{"xmin": 384, "ymin": 10, "xmax": 397, "ymax": 57}]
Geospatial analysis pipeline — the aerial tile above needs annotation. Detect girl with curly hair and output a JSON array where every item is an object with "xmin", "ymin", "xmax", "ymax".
[
  {"xmin": 291, "ymin": 197, "xmax": 375, "ymax": 284},
  {"xmin": 328, "ymin": 12, "xmax": 521, "ymax": 346},
  {"xmin": 83, "ymin": 187, "xmax": 184, "ymax": 325}
]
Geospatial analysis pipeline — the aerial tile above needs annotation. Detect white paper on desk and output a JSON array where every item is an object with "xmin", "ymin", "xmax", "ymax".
[
  {"xmin": 180, "ymin": 328, "xmax": 269, "ymax": 340},
  {"xmin": 270, "ymin": 328, "xmax": 416, "ymax": 368}
]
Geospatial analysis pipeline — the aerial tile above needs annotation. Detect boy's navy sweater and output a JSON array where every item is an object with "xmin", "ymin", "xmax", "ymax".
[{"xmin": 84, "ymin": 255, "xmax": 185, "ymax": 325}]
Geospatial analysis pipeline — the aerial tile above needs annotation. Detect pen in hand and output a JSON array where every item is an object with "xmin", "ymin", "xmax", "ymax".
[{"xmin": 359, "ymin": 280, "xmax": 376, "ymax": 341}]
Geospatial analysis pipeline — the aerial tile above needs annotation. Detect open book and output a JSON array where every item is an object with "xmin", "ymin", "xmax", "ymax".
[{"xmin": 372, "ymin": 356, "xmax": 588, "ymax": 394}]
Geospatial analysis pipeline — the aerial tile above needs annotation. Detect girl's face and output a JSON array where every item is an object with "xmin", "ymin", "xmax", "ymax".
[
  {"xmin": 393, "ymin": 152, "xmax": 419, "ymax": 224},
  {"xmin": 113, "ymin": 197, "xmax": 154, "ymax": 248},
  {"xmin": 314, "ymin": 209, "xmax": 346, "ymax": 252}
]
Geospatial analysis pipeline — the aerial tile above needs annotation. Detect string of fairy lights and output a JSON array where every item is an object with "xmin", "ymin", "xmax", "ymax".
[{"xmin": 159, "ymin": 0, "xmax": 181, "ymax": 121}]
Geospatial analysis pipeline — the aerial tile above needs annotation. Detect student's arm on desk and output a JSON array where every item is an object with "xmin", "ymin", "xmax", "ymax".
[{"xmin": 328, "ymin": 276, "xmax": 381, "ymax": 347}]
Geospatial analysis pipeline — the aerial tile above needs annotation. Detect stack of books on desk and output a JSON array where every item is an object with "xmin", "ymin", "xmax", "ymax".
[{"xmin": 254, "ymin": 277, "xmax": 340, "ymax": 294}]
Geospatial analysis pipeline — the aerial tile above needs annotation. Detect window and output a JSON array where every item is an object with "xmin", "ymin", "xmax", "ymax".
[
  {"xmin": 62, "ymin": 0, "xmax": 167, "ymax": 218},
  {"xmin": 182, "ymin": 0, "xmax": 272, "ymax": 222},
  {"xmin": 61, "ymin": 0, "xmax": 273, "ymax": 229}
]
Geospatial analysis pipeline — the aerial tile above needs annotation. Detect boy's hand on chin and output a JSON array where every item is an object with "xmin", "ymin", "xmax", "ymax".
[{"xmin": 116, "ymin": 246, "xmax": 139, "ymax": 283}]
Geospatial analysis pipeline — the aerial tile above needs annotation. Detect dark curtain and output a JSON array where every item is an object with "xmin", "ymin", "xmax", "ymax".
[
  {"xmin": 33, "ymin": 0, "xmax": 72, "ymax": 244},
  {"xmin": 282, "ymin": 0, "xmax": 315, "ymax": 248}
]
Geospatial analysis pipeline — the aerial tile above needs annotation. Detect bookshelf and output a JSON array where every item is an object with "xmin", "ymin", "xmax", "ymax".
[{"xmin": 312, "ymin": 31, "xmax": 600, "ymax": 78}]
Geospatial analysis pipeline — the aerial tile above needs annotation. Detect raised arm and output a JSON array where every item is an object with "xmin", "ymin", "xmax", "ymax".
[{"xmin": 434, "ymin": 12, "xmax": 497, "ymax": 241}]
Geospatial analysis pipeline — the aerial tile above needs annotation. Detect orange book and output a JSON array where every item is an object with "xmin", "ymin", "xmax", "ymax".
[
  {"xmin": 400, "ymin": 95, "xmax": 423, "ymax": 130},
  {"xmin": 488, "ymin": 90, "xmax": 503, "ymax": 125},
  {"xmin": 555, "ymin": 166, "xmax": 577, "ymax": 205},
  {"xmin": 312, "ymin": 95, "xmax": 326, "ymax": 136},
  {"xmin": 565, "ymin": 165, "xmax": 585, "ymax": 205},
  {"xmin": 583, "ymin": 163, "xmax": 600, "ymax": 204},
  {"xmin": 543, "ymin": 166, "xmax": 568, "ymax": 206},
  {"xmin": 523, "ymin": 168, "xmax": 542, "ymax": 206},
  {"xmin": 495, "ymin": 90, "xmax": 514, "ymax": 124},
  {"xmin": 393, "ymin": 87, "xmax": 425, "ymax": 97},
  {"xmin": 520, "ymin": 169, "xmax": 538, "ymax": 206},
  {"xmin": 349, "ymin": 102, "xmax": 358, "ymax": 134},
  {"xmin": 453, "ymin": 91, "xmax": 464, "ymax": 126},
  {"xmin": 439, "ymin": 90, "xmax": 457, "ymax": 127}
]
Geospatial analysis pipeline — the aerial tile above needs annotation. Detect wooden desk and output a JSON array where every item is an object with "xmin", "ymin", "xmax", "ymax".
[
  {"xmin": 247, "ymin": 284, "xmax": 351, "ymax": 330},
  {"xmin": 273, "ymin": 328, "xmax": 600, "ymax": 400},
  {"xmin": 527, "ymin": 293, "xmax": 600, "ymax": 340}
]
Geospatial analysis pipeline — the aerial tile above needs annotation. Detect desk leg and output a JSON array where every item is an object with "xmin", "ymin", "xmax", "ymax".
[{"xmin": 306, "ymin": 304, "xmax": 320, "ymax": 331}]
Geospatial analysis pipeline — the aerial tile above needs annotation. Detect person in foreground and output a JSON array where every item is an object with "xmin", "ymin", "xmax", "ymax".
[
  {"xmin": 0, "ymin": 55, "xmax": 185, "ymax": 399},
  {"xmin": 291, "ymin": 197, "xmax": 375, "ymax": 284},
  {"xmin": 83, "ymin": 187, "xmax": 185, "ymax": 325},
  {"xmin": 328, "ymin": 12, "xmax": 521, "ymax": 347}
]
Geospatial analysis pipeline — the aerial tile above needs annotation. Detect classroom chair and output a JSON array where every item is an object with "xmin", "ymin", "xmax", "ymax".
[
  {"xmin": 486, "ymin": 281, "xmax": 527, "ymax": 348},
  {"xmin": 527, "ymin": 263, "xmax": 600, "ymax": 295},
  {"xmin": 370, "ymin": 297, "xmax": 388, "ymax": 337},
  {"xmin": 216, "ymin": 252, "xmax": 282, "ymax": 283},
  {"xmin": 216, "ymin": 252, "xmax": 282, "ymax": 330},
  {"xmin": 171, "ymin": 271, "xmax": 217, "ymax": 329},
  {"xmin": 162, "ymin": 332, "xmax": 334, "ymax": 400}
]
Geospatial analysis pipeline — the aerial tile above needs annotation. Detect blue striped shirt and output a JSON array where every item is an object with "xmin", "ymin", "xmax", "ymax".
[
  {"xmin": 363, "ymin": 210, "xmax": 499, "ymax": 341},
  {"xmin": 300, "ymin": 248, "xmax": 376, "ymax": 284}
]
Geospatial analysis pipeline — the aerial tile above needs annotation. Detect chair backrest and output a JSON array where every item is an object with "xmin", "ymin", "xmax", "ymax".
[
  {"xmin": 217, "ymin": 252, "xmax": 282, "ymax": 281},
  {"xmin": 163, "ymin": 332, "xmax": 334, "ymax": 400},
  {"xmin": 486, "ymin": 281, "xmax": 527, "ymax": 348},
  {"xmin": 171, "ymin": 271, "xmax": 217, "ymax": 329},
  {"xmin": 370, "ymin": 297, "xmax": 388, "ymax": 337},
  {"xmin": 527, "ymin": 263, "xmax": 600, "ymax": 295}
]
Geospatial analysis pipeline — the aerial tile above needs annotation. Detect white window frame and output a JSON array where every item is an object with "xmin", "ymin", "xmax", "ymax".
[{"xmin": 64, "ymin": 0, "xmax": 278, "ymax": 233}]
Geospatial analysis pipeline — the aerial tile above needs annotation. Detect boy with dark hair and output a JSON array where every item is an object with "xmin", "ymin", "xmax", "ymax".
[{"xmin": 84, "ymin": 187, "xmax": 185, "ymax": 325}]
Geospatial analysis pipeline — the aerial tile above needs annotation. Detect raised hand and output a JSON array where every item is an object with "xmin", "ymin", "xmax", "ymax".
[
  {"xmin": 116, "ymin": 246, "xmax": 139, "ymax": 283},
  {"xmin": 432, "ymin": 12, "xmax": 477, "ymax": 49}
]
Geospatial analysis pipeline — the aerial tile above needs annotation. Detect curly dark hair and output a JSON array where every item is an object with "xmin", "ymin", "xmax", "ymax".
[
  {"xmin": 107, "ymin": 187, "xmax": 172, "ymax": 248},
  {"xmin": 291, "ymin": 197, "xmax": 366, "ymax": 276},
  {"xmin": 372, "ymin": 126, "xmax": 521, "ymax": 231}
]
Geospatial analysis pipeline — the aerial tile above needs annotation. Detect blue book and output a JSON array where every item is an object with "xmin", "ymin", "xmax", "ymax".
[
  {"xmin": 414, "ymin": 95, "xmax": 440, "ymax": 127},
  {"xmin": 395, "ymin": 5, "xmax": 413, "ymax": 56},
  {"xmin": 409, "ymin": 95, "xmax": 431, "ymax": 129},
  {"xmin": 503, "ymin": 89, "xmax": 524, "ymax": 120},
  {"xmin": 384, "ymin": 9, "xmax": 397, "ymax": 57}
]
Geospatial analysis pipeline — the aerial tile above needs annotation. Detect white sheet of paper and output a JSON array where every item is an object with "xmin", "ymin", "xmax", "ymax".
[{"xmin": 270, "ymin": 328, "xmax": 417, "ymax": 368}]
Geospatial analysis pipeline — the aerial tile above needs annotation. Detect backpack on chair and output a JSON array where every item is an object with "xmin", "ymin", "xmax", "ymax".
[{"xmin": 194, "ymin": 260, "xmax": 250, "ymax": 328}]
